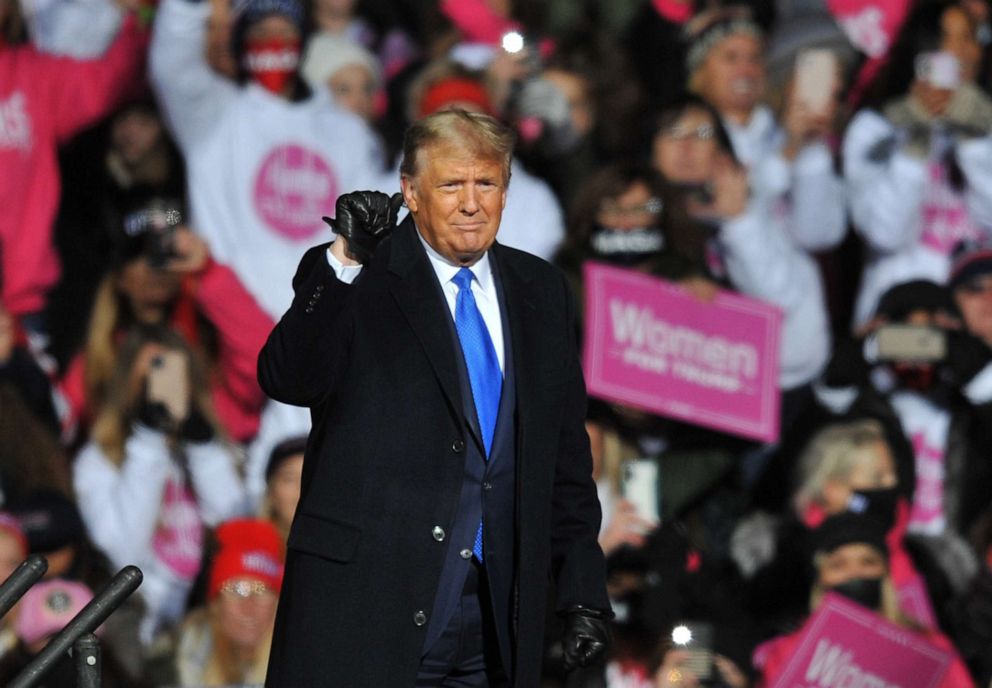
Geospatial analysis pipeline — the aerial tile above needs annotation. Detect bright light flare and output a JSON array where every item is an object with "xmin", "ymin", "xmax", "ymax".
[
  {"xmin": 501, "ymin": 31, "xmax": 524, "ymax": 54},
  {"xmin": 671, "ymin": 625, "xmax": 693, "ymax": 646}
]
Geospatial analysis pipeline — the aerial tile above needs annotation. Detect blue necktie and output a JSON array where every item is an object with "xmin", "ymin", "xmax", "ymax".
[{"xmin": 452, "ymin": 267, "xmax": 502, "ymax": 561}]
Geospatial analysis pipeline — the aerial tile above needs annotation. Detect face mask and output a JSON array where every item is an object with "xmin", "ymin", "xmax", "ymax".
[
  {"xmin": 847, "ymin": 487, "xmax": 900, "ymax": 533},
  {"xmin": 892, "ymin": 362, "xmax": 936, "ymax": 393},
  {"xmin": 830, "ymin": 577, "xmax": 883, "ymax": 610},
  {"xmin": 589, "ymin": 226, "xmax": 665, "ymax": 266},
  {"xmin": 243, "ymin": 37, "xmax": 300, "ymax": 95}
]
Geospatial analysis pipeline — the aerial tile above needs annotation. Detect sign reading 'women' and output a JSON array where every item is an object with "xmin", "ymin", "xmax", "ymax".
[{"xmin": 582, "ymin": 262, "xmax": 782, "ymax": 443}]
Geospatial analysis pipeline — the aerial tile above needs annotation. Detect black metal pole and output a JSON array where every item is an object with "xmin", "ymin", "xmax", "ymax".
[
  {"xmin": 10, "ymin": 565, "xmax": 142, "ymax": 688},
  {"xmin": 73, "ymin": 634, "xmax": 100, "ymax": 688},
  {"xmin": 0, "ymin": 555, "xmax": 47, "ymax": 620}
]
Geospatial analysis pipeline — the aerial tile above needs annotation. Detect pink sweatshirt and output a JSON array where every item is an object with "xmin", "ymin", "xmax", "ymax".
[{"xmin": 0, "ymin": 15, "xmax": 147, "ymax": 317}]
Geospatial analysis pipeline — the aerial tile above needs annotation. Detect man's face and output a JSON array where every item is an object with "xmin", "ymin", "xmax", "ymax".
[
  {"xmin": 694, "ymin": 34, "xmax": 764, "ymax": 118},
  {"xmin": 401, "ymin": 142, "xmax": 507, "ymax": 266}
]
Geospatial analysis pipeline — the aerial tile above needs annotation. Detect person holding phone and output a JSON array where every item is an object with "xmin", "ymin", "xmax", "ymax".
[
  {"xmin": 683, "ymin": 6, "xmax": 847, "ymax": 255},
  {"xmin": 59, "ymin": 196, "xmax": 273, "ymax": 444},
  {"xmin": 808, "ymin": 280, "xmax": 992, "ymax": 595},
  {"xmin": 73, "ymin": 327, "xmax": 248, "ymax": 645},
  {"xmin": 650, "ymin": 95, "xmax": 832, "ymax": 403},
  {"xmin": 844, "ymin": 0, "xmax": 992, "ymax": 326}
]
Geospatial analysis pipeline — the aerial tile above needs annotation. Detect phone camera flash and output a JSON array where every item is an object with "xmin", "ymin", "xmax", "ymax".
[
  {"xmin": 501, "ymin": 31, "xmax": 524, "ymax": 54},
  {"xmin": 672, "ymin": 625, "xmax": 693, "ymax": 646}
]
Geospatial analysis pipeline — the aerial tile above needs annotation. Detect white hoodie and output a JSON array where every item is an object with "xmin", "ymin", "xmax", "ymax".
[{"xmin": 150, "ymin": 0, "xmax": 383, "ymax": 319}]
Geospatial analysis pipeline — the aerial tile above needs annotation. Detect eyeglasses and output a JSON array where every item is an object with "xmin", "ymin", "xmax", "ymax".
[
  {"xmin": 598, "ymin": 197, "xmax": 663, "ymax": 218},
  {"xmin": 220, "ymin": 580, "xmax": 272, "ymax": 599},
  {"xmin": 661, "ymin": 123, "xmax": 715, "ymax": 141}
]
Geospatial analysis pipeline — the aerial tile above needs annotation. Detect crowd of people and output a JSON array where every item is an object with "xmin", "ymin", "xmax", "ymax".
[{"xmin": 2, "ymin": 0, "xmax": 992, "ymax": 684}]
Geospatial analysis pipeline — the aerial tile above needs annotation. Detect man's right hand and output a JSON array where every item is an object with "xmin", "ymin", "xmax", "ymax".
[{"xmin": 324, "ymin": 191, "xmax": 404, "ymax": 265}]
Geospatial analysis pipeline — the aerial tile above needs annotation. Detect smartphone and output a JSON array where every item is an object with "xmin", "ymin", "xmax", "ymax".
[
  {"xmin": 147, "ymin": 350, "xmax": 190, "ymax": 423},
  {"xmin": 794, "ymin": 49, "xmax": 838, "ymax": 115},
  {"xmin": 671, "ymin": 621, "xmax": 715, "ymax": 683},
  {"xmin": 621, "ymin": 459, "xmax": 660, "ymax": 526},
  {"xmin": 915, "ymin": 51, "xmax": 961, "ymax": 90},
  {"xmin": 874, "ymin": 325, "xmax": 946, "ymax": 362}
]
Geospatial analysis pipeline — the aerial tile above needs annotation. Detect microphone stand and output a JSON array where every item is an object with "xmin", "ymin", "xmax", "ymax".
[
  {"xmin": 0, "ymin": 555, "xmax": 48, "ymax": 620},
  {"xmin": 10, "ymin": 565, "xmax": 142, "ymax": 688}
]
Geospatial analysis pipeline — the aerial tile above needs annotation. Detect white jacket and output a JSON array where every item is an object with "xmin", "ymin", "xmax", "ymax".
[
  {"xmin": 844, "ymin": 108, "xmax": 992, "ymax": 325},
  {"xmin": 726, "ymin": 105, "xmax": 847, "ymax": 253},
  {"xmin": 73, "ymin": 427, "xmax": 248, "ymax": 643},
  {"xmin": 718, "ymin": 198, "xmax": 832, "ymax": 389},
  {"xmin": 150, "ymin": 0, "xmax": 383, "ymax": 319}
]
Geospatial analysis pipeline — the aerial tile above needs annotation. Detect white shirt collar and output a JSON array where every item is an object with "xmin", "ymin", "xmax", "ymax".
[{"xmin": 415, "ymin": 226, "xmax": 497, "ymax": 300}]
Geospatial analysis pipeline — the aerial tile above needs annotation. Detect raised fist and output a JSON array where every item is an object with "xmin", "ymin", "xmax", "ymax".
[{"xmin": 323, "ymin": 191, "xmax": 404, "ymax": 264}]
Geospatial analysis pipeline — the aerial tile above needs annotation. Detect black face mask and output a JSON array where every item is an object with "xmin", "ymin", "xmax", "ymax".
[
  {"xmin": 588, "ymin": 226, "xmax": 665, "ymax": 266},
  {"xmin": 830, "ymin": 577, "xmax": 883, "ymax": 610},
  {"xmin": 847, "ymin": 487, "xmax": 901, "ymax": 533}
]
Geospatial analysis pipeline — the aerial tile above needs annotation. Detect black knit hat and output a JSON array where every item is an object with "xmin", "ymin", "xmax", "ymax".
[
  {"xmin": 874, "ymin": 279, "xmax": 958, "ymax": 321},
  {"xmin": 234, "ymin": 0, "xmax": 305, "ymax": 30},
  {"xmin": 8, "ymin": 491, "xmax": 86, "ymax": 555},
  {"xmin": 812, "ymin": 512, "xmax": 889, "ymax": 561}
]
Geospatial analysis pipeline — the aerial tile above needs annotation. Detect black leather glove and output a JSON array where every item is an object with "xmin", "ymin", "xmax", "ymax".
[
  {"xmin": 822, "ymin": 335, "xmax": 871, "ymax": 388},
  {"xmin": 322, "ymin": 190, "xmax": 404, "ymax": 264},
  {"xmin": 942, "ymin": 329, "xmax": 992, "ymax": 388},
  {"xmin": 178, "ymin": 406, "xmax": 215, "ymax": 444},
  {"xmin": 560, "ymin": 607, "xmax": 612, "ymax": 671}
]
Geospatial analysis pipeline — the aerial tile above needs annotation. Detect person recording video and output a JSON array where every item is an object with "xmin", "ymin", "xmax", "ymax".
[{"xmin": 805, "ymin": 279, "xmax": 992, "ymax": 637}]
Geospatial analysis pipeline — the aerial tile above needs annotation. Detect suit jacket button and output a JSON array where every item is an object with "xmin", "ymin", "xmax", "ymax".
[
  {"xmin": 482, "ymin": 481, "xmax": 493, "ymax": 491},
  {"xmin": 451, "ymin": 439, "xmax": 465, "ymax": 453},
  {"xmin": 460, "ymin": 549, "xmax": 472, "ymax": 560},
  {"xmin": 413, "ymin": 611, "xmax": 427, "ymax": 626},
  {"xmin": 432, "ymin": 526, "xmax": 445, "ymax": 542}
]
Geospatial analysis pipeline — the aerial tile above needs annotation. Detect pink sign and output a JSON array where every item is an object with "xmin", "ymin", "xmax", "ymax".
[
  {"xmin": 771, "ymin": 593, "xmax": 953, "ymax": 688},
  {"xmin": 582, "ymin": 262, "xmax": 781, "ymax": 443},
  {"xmin": 253, "ymin": 143, "xmax": 339, "ymax": 240}
]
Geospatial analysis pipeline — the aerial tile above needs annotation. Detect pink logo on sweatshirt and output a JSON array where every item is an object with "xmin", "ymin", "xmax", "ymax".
[
  {"xmin": 152, "ymin": 478, "xmax": 204, "ymax": 581},
  {"xmin": 253, "ymin": 143, "xmax": 339, "ymax": 240},
  {"xmin": 920, "ymin": 162, "xmax": 983, "ymax": 256},
  {"xmin": 908, "ymin": 431, "xmax": 946, "ymax": 535},
  {"xmin": 0, "ymin": 92, "xmax": 32, "ymax": 152}
]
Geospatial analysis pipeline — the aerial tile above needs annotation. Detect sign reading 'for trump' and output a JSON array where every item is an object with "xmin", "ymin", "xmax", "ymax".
[{"xmin": 582, "ymin": 262, "xmax": 782, "ymax": 443}]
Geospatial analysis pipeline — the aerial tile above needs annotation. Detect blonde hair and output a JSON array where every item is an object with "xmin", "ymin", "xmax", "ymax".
[
  {"xmin": 400, "ymin": 109, "xmax": 514, "ymax": 184},
  {"xmin": 794, "ymin": 420, "xmax": 887, "ymax": 513},
  {"xmin": 82, "ymin": 277, "xmax": 126, "ymax": 418}
]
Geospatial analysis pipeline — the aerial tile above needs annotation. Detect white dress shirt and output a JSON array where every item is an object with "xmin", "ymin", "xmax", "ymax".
[{"xmin": 326, "ymin": 229, "xmax": 506, "ymax": 373}]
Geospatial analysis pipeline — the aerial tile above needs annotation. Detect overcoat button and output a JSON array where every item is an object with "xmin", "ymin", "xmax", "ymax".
[
  {"xmin": 483, "ymin": 481, "xmax": 493, "ymax": 491},
  {"xmin": 460, "ymin": 549, "xmax": 472, "ymax": 560},
  {"xmin": 432, "ymin": 526, "xmax": 445, "ymax": 542},
  {"xmin": 414, "ymin": 611, "xmax": 427, "ymax": 626},
  {"xmin": 451, "ymin": 439, "xmax": 465, "ymax": 453}
]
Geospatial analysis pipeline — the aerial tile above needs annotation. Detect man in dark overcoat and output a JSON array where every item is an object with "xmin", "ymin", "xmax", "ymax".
[{"xmin": 260, "ymin": 109, "xmax": 611, "ymax": 686}]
